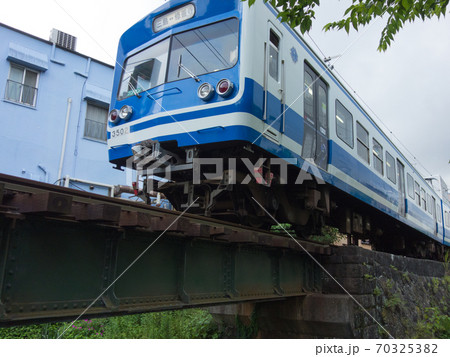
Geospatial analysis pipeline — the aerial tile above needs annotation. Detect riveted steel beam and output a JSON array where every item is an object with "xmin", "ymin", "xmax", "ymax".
[
  {"xmin": 0, "ymin": 215, "xmax": 323, "ymax": 326},
  {"xmin": 0, "ymin": 173, "xmax": 328, "ymax": 326}
]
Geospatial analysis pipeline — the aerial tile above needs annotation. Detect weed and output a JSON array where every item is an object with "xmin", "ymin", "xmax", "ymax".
[
  {"xmin": 373, "ymin": 287, "xmax": 382, "ymax": 297},
  {"xmin": 309, "ymin": 226, "xmax": 343, "ymax": 245},
  {"xmin": 415, "ymin": 307, "xmax": 450, "ymax": 338},
  {"xmin": 384, "ymin": 294, "xmax": 404, "ymax": 310}
]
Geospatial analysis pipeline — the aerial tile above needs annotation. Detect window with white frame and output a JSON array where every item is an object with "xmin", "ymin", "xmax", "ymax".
[
  {"xmin": 421, "ymin": 188, "xmax": 427, "ymax": 211},
  {"xmin": 269, "ymin": 30, "xmax": 280, "ymax": 81},
  {"xmin": 372, "ymin": 138, "xmax": 384, "ymax": 175},
  {"xmin": 386, "ymin": 151, "xmax": 396, "ymax": 184},
  {"xmin": 335, "ymin": 100, "xmax": 354, "ymax": 148},
  {"xmin": 414, "ymin": 181, "xmax": 421, "ymax": 206},
  {"xmin": 356, "ymin": 122, "xmax": 370, "ymax": 163},
  {"xmin": 84, "ymin": 103, "xmax": 108, "ymax": 141},
  {"xmin": 407, "ymin": 173, "xmax": 414, "ymax": 199},
  {"xmin": 5, "ymin": 64, "xmax": 39, "ymax": 106}
]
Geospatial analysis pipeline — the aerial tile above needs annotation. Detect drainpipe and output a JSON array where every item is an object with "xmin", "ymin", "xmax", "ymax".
[
  {"xmin": 37, "ymin": 164, "xmax": 48, "ymax": 183},
  {"xmin": 57, "ymin": 98, "xmax": 72, "ymax": 183}
]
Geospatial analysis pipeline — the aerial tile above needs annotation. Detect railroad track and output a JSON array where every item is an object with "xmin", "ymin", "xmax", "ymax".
[
  {"xmin": 0, "ymin": 173, "xmax": 330, "ymax": 256},
  {"xmin": 0, "ymin": 173, "xmax": 330, "ymax": 326}
]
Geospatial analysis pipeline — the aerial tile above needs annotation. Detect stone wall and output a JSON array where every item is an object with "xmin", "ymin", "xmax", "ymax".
[
  {"xmin": 210, "ymin": 246, "xmax": 449, "ymax": 338},
  {"xmin": 321, "ymin": 246, "xmax": 448, "ymax": 338}
]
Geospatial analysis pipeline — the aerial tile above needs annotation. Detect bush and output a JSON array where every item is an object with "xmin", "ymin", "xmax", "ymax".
[{"xmin": 0, "ymin": 309, "xmax": 219, "ymax": 339}]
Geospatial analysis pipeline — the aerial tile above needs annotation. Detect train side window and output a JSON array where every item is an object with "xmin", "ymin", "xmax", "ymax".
[
  {"xmin": 427, "ymin": 194, "xmax": 432, "ymax": 214},
  {"xmin": 269, "ymin": 30, "xmax": 279, "ymax": 80},
  {"xmin": 431, "ymin": 196, "xmax": 436, "ymax": 219},
  {"xmin": 414, "ymin": 182, "xmax": 421, "ymax": 206},
  {"xmin": 421, "ymin": 188, "xmax": 427, "ymax": 211},
  {"xmin": 407, "ymin": 174, "xmax": 414, "ymax": 199},
  {"xmin": 335, "ymin": 100, "xmax": 353, "ymax": 148},
  {"xmin": 436, "ymin": 202, "xmax": 441, "ymax": 223},
  {"xmin": 304, "ymin": 72, "xmax": 314, "ymax": 126},
  {"xmin": 356, "ymin": 122, "xmax": 369, "ymax": 163},
  {"xmin": 386, "ymin": 152, "xmax": 396, "ymax": 184},
  {"xmin": 318, "ymin": 86, "xmax": 328, "ymax": 135},
  {"xmin": 372, "ymin": 139, "xmax": 384, "ymax": 175}
]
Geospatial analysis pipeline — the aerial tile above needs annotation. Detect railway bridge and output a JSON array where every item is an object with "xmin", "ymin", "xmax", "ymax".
[{"xmin": 0, "ymin": 174, "xmax": 446, "ymax": 338}]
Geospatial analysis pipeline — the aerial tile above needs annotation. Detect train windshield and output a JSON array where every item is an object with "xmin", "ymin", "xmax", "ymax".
[
  {"xmin": 118, "ymin": 18, "xmax": 239, "ymax": 100},
  {"xmin": 167, "ymin": 18, "xmax": 239, "ymax": 82},
  {"xmin": 118, "ymin": 38, "xmax": 170, "ymax": 100}
]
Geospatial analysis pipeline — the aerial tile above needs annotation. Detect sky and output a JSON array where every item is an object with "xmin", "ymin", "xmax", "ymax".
[{"xmin": 1, "ymin": 0, "xmax": 449, "ymax": 190}]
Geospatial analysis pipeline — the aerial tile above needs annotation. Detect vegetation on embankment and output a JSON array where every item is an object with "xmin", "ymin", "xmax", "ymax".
[
  {"xmin": 0, "ymin": 308, "xmax": 220, "ymax": 339},
  {"xmin": 373, "ymin": 253, "xmax": 450, "ymax": 338}
]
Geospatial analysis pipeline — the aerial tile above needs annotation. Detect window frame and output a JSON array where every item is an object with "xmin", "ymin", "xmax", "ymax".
[
  {"xmin": 372, "ymin": 138, "xmax": 384, "ymax": 175},
  {"xmin": 427, "ymin": 194, "xmax": 433, "ymax": 214},
  {"xmin": 421, "ymin": 188, "xmax": 427, "ymax": 211},
  {"xmin": 385, "ymin": 151, "xmax": 396, "ymax": 184},
  {"xmin": 84, "ymin": 102, "xmax": 108, "ymax": 142},
  {"xmin": 335, "ymin": 100, "xmax": 354, "ymax": 149},
  {"xmin": 268, "ymin": 29, "xmax": 280, "ymax": 81},
  {"xmin": 5, "ymin": 63, "xmax": 40, "ymax": 107},
  {"xmin": 414, "ymin": 181, "xmax": 421, "ymax": 206},
  {"xmin": 356, "ymin": 121, "xmax": 370, "ymax": 164},
  {"xmin": 407, "ymin": 173, "xmax": 414, "ymax": 199}
]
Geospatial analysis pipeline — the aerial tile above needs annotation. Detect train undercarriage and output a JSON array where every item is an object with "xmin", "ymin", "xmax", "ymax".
[{"xmin": 129, "ymin": 140, "xmax": 447, "ymax": 261}]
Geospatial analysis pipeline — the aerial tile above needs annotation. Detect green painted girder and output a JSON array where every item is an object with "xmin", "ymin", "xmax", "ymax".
[{"xmin": 0, "ymin": 216, "xmax": 322, "ymax": 326}]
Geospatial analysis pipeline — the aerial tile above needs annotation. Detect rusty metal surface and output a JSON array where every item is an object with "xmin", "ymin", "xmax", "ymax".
[{"xmin": 0, "ymin": 173, "xmax": 331, "ymax": 255}]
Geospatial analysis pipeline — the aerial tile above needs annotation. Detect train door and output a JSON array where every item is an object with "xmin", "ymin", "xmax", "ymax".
[
  {"xmin": 302, "ymin": 64, "xmax": 328, "ymax": 170},
  {"xmin": 397, "ymin": 159, "xmax": 406, "ymax": 217},
  {"xmin": 432, "ymin": 196, "xmax": 438, "ymax": 235},
  {"xmin": 263, "ymin": 23, "xmax": 282, "ymax": 143}
]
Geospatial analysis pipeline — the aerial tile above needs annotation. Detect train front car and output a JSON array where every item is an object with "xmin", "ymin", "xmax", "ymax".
[
  {"xmin": 108, "ymin": 1, "xmax": 252, "ymax": 223},
  {"xmin": 107, "ymin": 0, "xmax": 320, "ymax": 229}
]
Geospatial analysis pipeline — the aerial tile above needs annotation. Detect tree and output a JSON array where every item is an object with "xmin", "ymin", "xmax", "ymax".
[{"xmin": 243, "ymin": 0, "xmax": 449, "ymax": 51}]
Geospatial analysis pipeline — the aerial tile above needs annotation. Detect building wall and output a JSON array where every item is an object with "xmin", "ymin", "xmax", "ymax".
[{"xmin": 0, "ymin": 24, "xmax": 126, "ymax": 195}]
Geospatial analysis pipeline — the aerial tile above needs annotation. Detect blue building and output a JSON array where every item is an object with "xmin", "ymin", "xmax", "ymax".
[{"xmin": 0, "ymin": 23, "xmax": 126, "ymax": 196}]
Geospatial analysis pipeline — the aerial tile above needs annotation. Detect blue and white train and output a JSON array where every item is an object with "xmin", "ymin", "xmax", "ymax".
[{"xmin": 107, "ymin": 0, "xmax": 449, "ymax": 258}]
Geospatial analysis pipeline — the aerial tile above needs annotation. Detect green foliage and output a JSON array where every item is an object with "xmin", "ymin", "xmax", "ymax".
[
  {"xmin": 0, "ymin": 319, "xmax": 104, "ymax": 339},
  {"xmin": 0, "ymin": 309, "xmax": 219, "ymax": 339},
  {"xmin": 309, "ymin": 225, "xmax": 342, "ymax": 244},
  {"xmin": 102, "ymin": 309, "xmax": 219, "ymax": 339},
  {"xmin": 270, "ymin": 223, "xmax": 294, "ymax": 234},
  {"xmin": 415, "ymin": 307, "xmax": 450, "ymax": 338},
  {"xmin": 242, "ymin": 0, "xmax": 449, "ymax": 51},
  {"xmin": 444, "ymin": 251, "xmax": 449, "ymax": 274},
  {"xmin": 384, "ymin": 293, "xmax": 404, "ymax": 310},
  {"xmin": 364, "ymin": 273, "xmax": 375, "ymax": 281},
  {"xmin": 385, "ymin": 278, "xmax": 394, "ymax": 291},
  {"xmin": 373, "ymin": 286, "xmax": 382, "ymax": 296},
  {"xmin": 235, "ymin": 310, "xmax": 259, "ymax": 338},
  {"xmin": 431, "ymin": 277, "xmax": 440, "ymax": 294}
]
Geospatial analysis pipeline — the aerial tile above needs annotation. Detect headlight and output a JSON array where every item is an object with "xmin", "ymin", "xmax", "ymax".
[
  {"xmin": 216, "ymin": 79, "xmax": 234, "ymax": 97},
  {"xmin": 119, "ymin": 105, "xmax": 133, "ymax": 120},
  {"xmin": 109, "ymin": 109, "xmax": 120, "ymax": 125},
  {"xmin": 197, "ymin": 83, "xmax": 214, "ymax": 101}
]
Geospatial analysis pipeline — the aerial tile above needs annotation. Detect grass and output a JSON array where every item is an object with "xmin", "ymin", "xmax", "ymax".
[{"xmin": 0, "ymin": 309, "xmax": 220, "ymax": 339}]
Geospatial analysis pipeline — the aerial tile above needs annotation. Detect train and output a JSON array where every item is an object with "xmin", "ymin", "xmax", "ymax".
[{"xmin": 107, "ymin": 0, "xmax": 449, "ymax": 259}]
